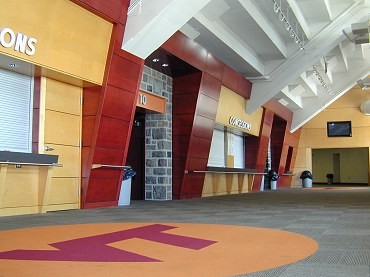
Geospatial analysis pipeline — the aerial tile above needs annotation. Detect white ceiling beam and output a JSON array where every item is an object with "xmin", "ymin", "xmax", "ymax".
[
  {"xmin": 281, "ymin": 87, "xmax": 303, "ymax": 109},
  {"xmin": 194, "ymin": 12, "xmax": 265, "ymax": 75},
  {"xmin": 339, "ymin": 40, "xmax": 356, "ymax": 71},
  {"xmin": 324, "ymin": 0, "xmax": 334, "ymax": 20},
  {"xmin": 238, "ymin": 0, "xmax": 287, "ymax": 57},
  {"xmin": 247, "ymin": 2, "xmax": 369, "ymax": 118},
  {"xmin": 300, "ymin": 72, "xmax": 318, "ymax": 96},
  {"xmin": 291, "ymin": 57, "xmax": 370, "ymax": 132},
  {"xmin": 287, "ymin": 0, "xmax": 312, "ymax": 39},
  {"xmin": 319, "ymin": 57, "xmax": 333, "ymax": 83},
  {"xmin": 122, "ymin": 0, "xmax": 212, "ymax": 59}
]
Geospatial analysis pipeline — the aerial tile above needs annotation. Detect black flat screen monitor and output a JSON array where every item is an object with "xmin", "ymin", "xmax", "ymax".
[{"xmin": 327, "ymin": 121, "xmax": 352, "ymax": 137}]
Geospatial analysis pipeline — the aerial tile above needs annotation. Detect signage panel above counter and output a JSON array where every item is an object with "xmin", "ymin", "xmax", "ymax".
[{"xmin": 216, "ymin": 86, "xmax": 263, "ymax": 136}]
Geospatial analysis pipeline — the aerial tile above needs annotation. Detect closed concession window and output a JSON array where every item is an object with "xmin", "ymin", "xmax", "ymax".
[
  {"xmin": 0, "ymin": 68, "xmax": 33, "ymax": 153},
  {"xmin": 233, "ymin": 133, "xmax": 244, "ymax": 168},
  {"xmin": 208, "ymin": 129, "xmax": 225, "ymax": 167}
]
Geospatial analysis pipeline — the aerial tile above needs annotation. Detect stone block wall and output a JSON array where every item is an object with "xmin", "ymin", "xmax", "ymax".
[{"xmin": 140, "ymin": 66, "xmax": 172, "ymax": 200}]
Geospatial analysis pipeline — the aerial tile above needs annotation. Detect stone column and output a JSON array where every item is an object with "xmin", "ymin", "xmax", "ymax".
[{"xmin": 140, "ymin": 66, "xmax": 172, "ymax": 200}]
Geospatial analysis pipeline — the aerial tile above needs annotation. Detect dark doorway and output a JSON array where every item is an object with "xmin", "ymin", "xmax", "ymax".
[{"xmin": 126, "ymin": 112, "xmax": 145, "ymax": 200}]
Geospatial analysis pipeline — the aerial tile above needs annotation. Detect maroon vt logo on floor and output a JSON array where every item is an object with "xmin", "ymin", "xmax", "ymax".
[{"xmin": 0, "ymin": 224, "xmax": 217, "ymax": 262}]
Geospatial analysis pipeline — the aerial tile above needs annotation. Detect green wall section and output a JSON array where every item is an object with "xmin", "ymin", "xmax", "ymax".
[{"xmin": 312, "ymin": 148, "xmax": 369, "ymax": 184}]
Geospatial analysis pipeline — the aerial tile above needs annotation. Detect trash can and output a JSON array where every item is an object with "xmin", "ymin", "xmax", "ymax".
[
  {"xmin": 268, "ymin": 170, "xmax": 279, "ymax": 190},
  {"xmin": 118, "ymin": 168, "xmax": 136, "ymax": 206},
  {"xmin": 326, "ymin": 173, "xmax": 333, "ymax": 185},
  {"xmin": 300, "ymin": 170, "xmax": 313, "ymax": 188}
]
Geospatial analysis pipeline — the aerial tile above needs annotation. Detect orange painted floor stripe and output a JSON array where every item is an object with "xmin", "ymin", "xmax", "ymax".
[{"xmin": 0, "ymin": 223, "xmax": 318, "ymax": 276}]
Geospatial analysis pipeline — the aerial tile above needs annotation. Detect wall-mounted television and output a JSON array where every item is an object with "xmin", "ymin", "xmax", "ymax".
[{"xmin": 327, "ymin": 121, "xmax": 352, "ymax": 137}]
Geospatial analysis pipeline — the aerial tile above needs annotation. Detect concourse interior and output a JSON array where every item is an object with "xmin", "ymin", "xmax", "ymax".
[{"xmin": 0, "ymin": 1, "xmax": 369, "ymax": 276}]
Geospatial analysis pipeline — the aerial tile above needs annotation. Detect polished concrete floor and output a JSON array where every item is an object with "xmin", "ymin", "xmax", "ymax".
[{"xmin": 0, "ymin": 186, "xmax": 369, "ymax": 276}]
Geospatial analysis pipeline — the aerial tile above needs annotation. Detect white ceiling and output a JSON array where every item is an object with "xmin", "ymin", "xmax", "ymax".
[{"xmin": 123, "ymin": 0, "xmax": 370, "ymax": 132}]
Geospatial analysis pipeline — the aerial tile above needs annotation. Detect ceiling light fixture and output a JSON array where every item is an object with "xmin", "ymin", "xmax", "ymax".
[
  {"xmin": 162, "ymin": 63, "xmax": 169, "ymax": 67},
  {"xmin": 312, "ymin": 65, "xmax": 331, "ymax": 95},
  {"xmin": 270, "ymin": 0, "xmax": 305, "ymax": 50},
  {"xmin": 9, "ymin": 63, "xmax": 17, "ymax": 67},
  {"xmin": 152, "ymin": 58, "xmax": 160, "ymax": 62}
]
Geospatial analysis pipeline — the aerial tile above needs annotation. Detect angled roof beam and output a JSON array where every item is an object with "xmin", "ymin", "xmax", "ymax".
[
  {"xmin": 291, "ymin": 58, "xmax": 370, "ymax": 132},
  {"xmin": 122, "ymin": 0, "xmax": 212, "ymax": 59},
  {"xmin": 300, "ymin": 72, "xmax": 318, "ymax": 96},
  {"xmin": 193, "ymin": 12, "xmax": 265, "ymax": 75},
  {"xmin": 339, "ymin": 40, "xmax": 356, "ymax": 71},
  {"xmin": 281, "ymin": 86, "xmax": 303, "ymax": 109},
  {"xmin": 247, "ymin": 2, "xmax": 369, "ymax": 117},
  {"xmin": 287, "ymin": 0, "xmax": 312, "ymax": 39},
  {"xmin": 238, "ymin": 0, "xmax": 287, "ymax": 57},
  {"xmin": 323, "ymin": 0, "xmax": 334, "ymax": 20},
  {"xmin": 319, "ymin": 56, "xmax": 333, "ymax": 84}
]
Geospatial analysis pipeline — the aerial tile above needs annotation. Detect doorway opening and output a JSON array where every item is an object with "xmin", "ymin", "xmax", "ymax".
[{"xmin": 126, "ymin": 112, "xmax": 145, "ymax": 200}]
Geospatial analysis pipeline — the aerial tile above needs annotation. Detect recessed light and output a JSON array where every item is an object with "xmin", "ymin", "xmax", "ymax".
[
  {"xmin": 9, "ymin": 63, "xmax": 17, "ymax": 67},
  {"xmin": 152, "ymin": 58, "xmax": 160, "ymax": 62},
  {"xmin": 162, "ymin": 63, "xmax": 169, "ymax": 67}
]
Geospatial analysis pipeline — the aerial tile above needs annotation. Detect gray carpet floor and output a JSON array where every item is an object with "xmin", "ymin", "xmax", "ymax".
[{"xmin": 0, "ymin": 186, "xmax": 369, "ymax": 276}]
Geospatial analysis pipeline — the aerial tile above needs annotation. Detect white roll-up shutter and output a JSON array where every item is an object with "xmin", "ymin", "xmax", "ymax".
[
  {"xmin": 208, "ymin": 129, "xmax": 225, "ymax": 167},
  {"xmin": 0, "ymin": 68, "xmax": 33, "ymax": 153},
  {"xmin": 233, "ymin": 134, "xmax": 244, "ymax": 168}
]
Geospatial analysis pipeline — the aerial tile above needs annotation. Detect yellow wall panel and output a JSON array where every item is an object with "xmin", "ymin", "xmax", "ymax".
[
  {"xmin": 48, "ymin": 178, "xmax": 79, "ymax": 205},
  {"xmin": 46, "ymin": 144, "xmax": 80, "ymax": 178},
  {"xmin": 202, "ymin": 173, "xmax": 250, "ymax": 197},
  {"xmin": 40, "ymin": 77, "xmax": 81, "ymax": 211},
  {"xmin": 0, "ymin": 0, "xmax": 112, "ymax": 84},
  {"xmin": 216, "ymin": 86, "xmax": 263, "ymax": 136},
  {"xmin": 295, "ymin": 87, "xmax": 370, "ymax": 186},
  {"xmin": 2, "ymin": 167, "xmax": 41, "ymax": 207},
  {"xmin": 44, "ymin": 110, "xmax": 80, "ymax": 146},
  {"xmin": 45, "ymin": 79, "xmax": 82, "ymax": 115},
  {"xmin": 304, "ymin": 108, "xmax": 368, "ymax": 129}
]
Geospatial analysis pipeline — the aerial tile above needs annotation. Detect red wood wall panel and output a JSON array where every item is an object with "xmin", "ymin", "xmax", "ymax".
[
  {"xmin": 172, "ymin": 114, "xmax": 194, "ymax": 136},
  {"xmin": 172, "ymin": 73, "xmax": 202, "ymax": 199},
  {"xmin": 200, "ymin": 73, "xmax": 223, "ymax": 100},
  {"xmin": 73, "ymin": 0, "xmax": 129, "ymax": 24},
  {"xmin": 95, "ymin": 117, "xmax": 129, "ymax": 149},
  {"xmin": 32, "ymin": 77, "xmax": 41, "ymax": 152},
  {"xmin": 222, "ymin": 65, "xmax": 251, "ymax": 98},
  {"xmin": 205, "ymin": 53, "xmax": 224, "ymax": 81},
  {"xmin": 82, "ymin": 116, "xmax": 96, "ymax": 147},
  {"xmin": 187, "ymin": 157, "xmax": 208, "ymax": 171},
  {"xmin": 192, "ymin": 115, "xmax": 215, "ymax": 138},
  {"xmin": 188, "ymin": 136, "xmax": 213, "ymax": 159},
  {"xmin": 196, "ymin": 94, "xmax": 219, "ymax": 120},
  {"xmin": 270, "ymin": 116, "xmax": 287, "ymax": 173},
  {"xmin": 244, "ymin": 136, "xmax": 259, "ymax": 169},
  {"xmin": 89, "ymin": 168, "xmax": 122, "ymax": 179},
  {"xmin": 179, "ymin": 74, "xmax": 221, "ymax": 199},
  {"xmin": 263, "ymin": 98, "xmax": 293, "ymax": 122},
  {"xmin": 85, "ymin": 177, "xmax": 120, "ymax": 202},
  {"xmin": 173, "ymin": 93, "xmax": 198, "ymax": 115},
  {"xmin": 251, "ymin": 109, "xmax": 274, "ymax": 191},
  {"xmin": 181, "ymin": 38, "xmax": 208, "ymax": 71},
  {"xmin": 181, "ymin": 174, "xmax": 206, "ymax": 199},
  {"xmin": 101, "ymin": 86, "xmax": 135, "ymax": 120},
  {"xmin": 162, "ymin": 32, "xmax": 252, "ymax": 99},
  {"xmin": 108, "ymin": 54, "xmax": 143, "ymax": 91},
  {"xmin": 83, "ymin": 87, "xmax": 101, "ymax": 116},
  {"xmin": 77, "ymin": 0, "xmax": 145, "ymax": 209}
]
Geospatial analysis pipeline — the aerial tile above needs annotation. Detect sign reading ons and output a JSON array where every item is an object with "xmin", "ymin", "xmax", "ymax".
[{"xmin": 0, "ymin": 27, "xmax": 37, "ymax": 56}]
